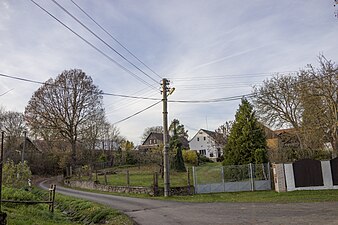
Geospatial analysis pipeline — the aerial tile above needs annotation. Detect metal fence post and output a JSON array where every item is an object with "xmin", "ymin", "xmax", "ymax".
[
  {"xmin": 249, "ymin": 163, "xmax": 255, "ymax": 191},
  {"xmin": 221, "ymin": 166, "xmax": 225, "ymax": 192},
  {"xmin": 192, "ymin": 166, "xmax": 197, "ymax": 194},
  {"xmin": 267, "ymin": 162, "xmax": 271, "ymax": 189}
]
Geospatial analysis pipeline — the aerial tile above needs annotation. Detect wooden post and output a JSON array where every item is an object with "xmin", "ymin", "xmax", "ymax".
[
  {"xmin": 95, "ymin": 170, "xmax": 98, "ymax": 182},
  {"xmin": 104, "ymin": 172, "xmax": 108, "ymax": 185},
  {"xmin": 49, "ymin": 185, "xmax": 56, "ymax": 213},
  {"xmin": 153, "ymin": 172, "xmax": 158, "ymax": 196},
  {"xmin": 187, "ymin": 168, "xmax": 191, "ymax": 195},
  {"xmin": 89, "ymin": 165, "xmax": 93, "ymax": 181},
  {"xmin": 126, "ymin": 170, "xmax": 130, "ymax": 187}
]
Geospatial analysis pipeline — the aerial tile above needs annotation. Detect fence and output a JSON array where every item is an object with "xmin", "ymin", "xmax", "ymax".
[
  {"xmin": 273, "ymin": 158, "xmax": 338, "ymax": 192},
  {"xmin": 193, "ymin": 163, "xmax": 271, "ymax": 194},
  {"xmin": 2, "ymin": 184, "xmax": 56, "ymax": 212}
]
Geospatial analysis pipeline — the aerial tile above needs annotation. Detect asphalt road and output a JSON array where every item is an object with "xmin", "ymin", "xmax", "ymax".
[{"xmin": 38, "ymin": 180, "xmax": 338, "ymax": 225}]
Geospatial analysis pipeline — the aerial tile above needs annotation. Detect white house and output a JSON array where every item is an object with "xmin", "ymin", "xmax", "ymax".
[{"xmin": 189, "ymin": 129, "xmax": 224, "ymax": 161}]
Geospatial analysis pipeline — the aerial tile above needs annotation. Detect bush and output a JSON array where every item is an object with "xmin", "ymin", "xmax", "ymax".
[
  {"xmin": 3, "ymin": 160, "xmax": 32, "ymax": 188},
  {"xmin": 183, "ymin": 150, "xmax": 198, "ymax": 166},
  {"xmin": 198, "ymin": 154, "xmax": 213, "ymax": 164}
]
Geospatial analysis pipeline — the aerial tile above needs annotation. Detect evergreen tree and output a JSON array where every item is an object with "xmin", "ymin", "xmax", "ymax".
[
  {"xmin": 169, "ymin": 119, "xmax": 186, "ymax": 172},
  {"xmin": 223, "ymin": 98, "xmax": 267, "ymax": 165},
  {"xmin": 170, "ymin": 135, "xmax": 186, "ymax": 172}
]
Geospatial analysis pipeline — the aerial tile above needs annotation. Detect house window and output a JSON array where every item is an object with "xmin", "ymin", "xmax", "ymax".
[
  {"xmin": 203, "ymin": 137, "xmax": 206, "ymax": 141},
  {"xmin": 197, "ymin": 137, "xmax": 199, "ymax": 141},
  {"xmin": 149, "ymin": 140, "xmax": 152, "ymax": 144},
  {"xmin": 199, "ymin": 149, "xmax": 206, "ymax": 155},
  {"xmin": 210, "ymin": 153, "xmax": 214, "ymax": 157}
]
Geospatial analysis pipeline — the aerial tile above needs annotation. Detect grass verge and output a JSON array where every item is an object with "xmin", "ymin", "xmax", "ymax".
[
  {"xmin": 66, "ymin": 185, "xmax": 338, "ymax": 204},
  {"xmin": 2, "ymin": 187, "xmax": 133, "ymax": 225},
  {"xmin": 156, "ymin": 189, "xmax": 338, "ymax": 203}
]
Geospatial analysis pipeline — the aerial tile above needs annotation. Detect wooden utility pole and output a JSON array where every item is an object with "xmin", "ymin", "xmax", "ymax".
[{"xmin": 162, "ymin": 78, "xmax": 170, "ymax": 197}]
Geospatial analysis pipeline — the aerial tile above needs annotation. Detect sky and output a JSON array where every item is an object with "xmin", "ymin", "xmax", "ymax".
[{"xmin": 0, "ymin": 0, "xmax": 337, "ymax": 145}]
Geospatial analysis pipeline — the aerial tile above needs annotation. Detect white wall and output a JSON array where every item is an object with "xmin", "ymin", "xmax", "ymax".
[
  {"xmin": 189, "ymin": 130, "xmax": 220, "ymax": 159},
  {"xmin": 283, "ymin": 161, "xmax": 338, "ymax": 191}
]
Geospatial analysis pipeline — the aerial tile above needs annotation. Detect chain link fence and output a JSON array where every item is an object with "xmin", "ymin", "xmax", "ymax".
[{"xmin": 193, "ymin": 163, "xmax": 271, "ymax": 194}]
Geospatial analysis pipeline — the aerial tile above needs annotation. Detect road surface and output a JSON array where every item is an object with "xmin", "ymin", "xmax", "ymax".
[{"xmin": 39, "ymin": 180, "xmax": 338, "ymax": 225}]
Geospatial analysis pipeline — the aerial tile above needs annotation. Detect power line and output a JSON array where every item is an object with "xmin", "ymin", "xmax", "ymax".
[
  {"xmin": 112, "ymin": 100, "xmax": 162, "ymax": 125},
  {"xmin": 169, "ymin": 94, "xmax": 253, "ymax": 103},
  {"xmin": 69, "ymin": 0, "xmax": 163, "ymax": 80},
  {"xmin": 29, "ymin": 0, "xmax": 157, "ymax": 90},
  {"xmin": 168, "ymin": 71, "xmax": 298, "ymax": 81},
  {"xmin": 0, "ymin": 72, "xmax": 158, "ymax": 100},
  {"xmin": 50, "ymin": 0, "xmax": 160, "ymax": 85},
  {"xmin": 0, "ymin": 72, "xmax": 254, "ymax": 103},
  {"xmin": 0, "ymin": 89, "xmax": 14, "ymax": 97},
  {"xmin": 3, "ymin": 71, "xmax": 332, "ymax": 104}
]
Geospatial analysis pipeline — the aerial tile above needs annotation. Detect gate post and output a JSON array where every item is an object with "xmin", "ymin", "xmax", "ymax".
[
  {"xmin": 249, "ymin": 163, "xmax": 255, "ymax": 191},
  {"xmin": 221, "ymin": 166, "xmax": 225, "ymax": 192},
  {"xmin": 192, "ymin": 166, "xmax": 197, "ymax": 194}
]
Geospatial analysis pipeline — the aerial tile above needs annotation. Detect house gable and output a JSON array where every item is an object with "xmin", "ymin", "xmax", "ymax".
[{"xmin": 189, "ymin": 129, "xmax": 223, "ymax": 160}]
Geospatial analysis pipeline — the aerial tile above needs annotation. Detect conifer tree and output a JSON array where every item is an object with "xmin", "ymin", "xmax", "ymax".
[{"xmin": 223, "ymin": 98, "xmax": 267, "ymax": 165}]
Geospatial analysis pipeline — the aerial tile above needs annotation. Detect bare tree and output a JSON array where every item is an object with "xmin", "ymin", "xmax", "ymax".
[
  {"xmin": 252, "ymin": 74, "xmax": 304, "ymax": 148},
  {"xmin": 25, "ymin": 69, "xmax": 104, "ymax": 165},
  {"xmin": 0, "ymin": 110, "xmax": 27, "ymax": 161},
  {"xmin": 253, "ymin": 55, "xmax": 338, "ymax": 157},
  {"xmin": 214, "ymin": 121, "xmax": 232, "ymax": 147},
  {"xmin": 300, "ymin": 55, "xmax": 338, "ymax": 156}
]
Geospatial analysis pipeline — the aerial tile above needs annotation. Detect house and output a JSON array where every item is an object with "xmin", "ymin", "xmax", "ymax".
[
  {"xmin": 139, "ymin": 132, "xmax": 166, "ymax": 151},
  {"xmin": 138, "ymin": 132, "xmax": 189, "ymax": 151},
  {"xmin": 189, "ymin": 129, "xmax": 224, "ymax": 161},
  {"xmin": 266, "ymin": 128, "xmax": 300, "ymax": 151}
]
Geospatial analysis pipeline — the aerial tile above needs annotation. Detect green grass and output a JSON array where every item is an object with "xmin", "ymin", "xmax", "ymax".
[
  {"xmin": 71, "ymin": 163, "xmax": 338, "ymax": 204},
  {"xmin": 157, "ymin": 189, "xmax": 338, "ymax": 203},
  {"xmin": 87, "ymin": 162, "xmax": 223, "ymax": 187},
  {"xmin": 91, "ymin": 164, "xmax": 193, "ymax": 187},
  {"xmin": 2, "ymin": 187, "xmax": 133, "ymax": 225},
  {"xmin": 65, "ymin": 181, "xmax": 338, "ymax": 204}
]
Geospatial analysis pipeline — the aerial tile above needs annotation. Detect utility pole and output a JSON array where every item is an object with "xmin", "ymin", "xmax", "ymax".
[{"xmin": 162, "ymin": 78, "xmax": 170, "ymax": 197}]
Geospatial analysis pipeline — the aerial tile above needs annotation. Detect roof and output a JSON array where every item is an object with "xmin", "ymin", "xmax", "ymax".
[
  {"xmin": 189, "ymin": 129, "xmax": 217, "ymax": 142},
  {"xmin": 200, "ymin": 129, "xmax": 217, "ymax": 139},
  {"xmin": 142, "ymin": 132, "xmax": 167, "ymax": 145},
  {"xmin": 273, "ymin": 128, "xmax": 297, "ymax": 135}
]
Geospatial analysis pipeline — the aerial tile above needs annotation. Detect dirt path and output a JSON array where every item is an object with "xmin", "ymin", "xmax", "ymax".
[{"xmin": 38, "ymin": 180, "xmax": 338, "ymax": 225}]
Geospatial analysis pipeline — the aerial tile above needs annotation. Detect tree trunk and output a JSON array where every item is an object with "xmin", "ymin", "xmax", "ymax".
[{"xmin": 71, "ymin": 141, "xmax": 77, "ymax": 166}]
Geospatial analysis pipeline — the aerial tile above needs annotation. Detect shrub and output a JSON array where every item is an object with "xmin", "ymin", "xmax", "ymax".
[
  {"xmin": 3, "ymin": 160, "xmax": 32, "ymax": 188},
  {"xmin": 183, "ymin": 150, "xmax": 198, "ymax": 166}
]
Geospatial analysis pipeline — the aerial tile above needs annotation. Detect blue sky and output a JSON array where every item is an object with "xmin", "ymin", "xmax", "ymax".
[{"xmin": 0, "ymin": 0, "xmax": 337, "ymax": 144}]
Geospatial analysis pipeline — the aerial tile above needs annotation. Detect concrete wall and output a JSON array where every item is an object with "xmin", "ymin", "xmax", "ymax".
[
  {"xmin": 274, "ymin": 160, "xmax": 338, "ymax": 192},
  {"xmin": 64, "ymin": 180, "xmax": 194, "ymax": 196}
]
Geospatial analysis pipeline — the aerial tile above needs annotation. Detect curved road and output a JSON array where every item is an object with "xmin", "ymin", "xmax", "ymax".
[{"xmin": 39, "ymin": 180, "xmax": 338, "ymax": 225}]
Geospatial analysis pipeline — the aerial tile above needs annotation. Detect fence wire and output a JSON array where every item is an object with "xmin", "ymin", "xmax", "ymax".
[{"xmin": 193, "ymin": 163, "xmax": 271, "ymax": 193}]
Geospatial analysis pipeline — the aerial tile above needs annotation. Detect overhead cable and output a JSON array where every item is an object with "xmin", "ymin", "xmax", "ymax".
[
  {"xmin": 112, "ymin": 100, "xmax": 162, "ymax": 125},
  {"xmin": 29, "ymin": 0, "xmax": 157, "ymax": 90},
  {"xmin": 0, "ymin": 73, "xmax": 157, "ymax": 100},
  {"xmin": 50, "ymin": 0, "xmax": 160, "ymax": 84},
  {"xmin": 69, "ymin": 0, "xmax": 163, "ymax": 80}
]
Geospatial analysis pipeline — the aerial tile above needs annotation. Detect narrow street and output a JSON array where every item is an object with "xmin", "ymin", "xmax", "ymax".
[{"xmin": 39, "ymin": 180, "xmax": 338, "ymax": 225}]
